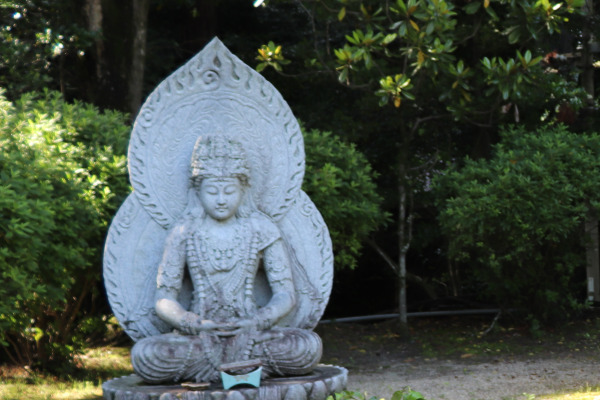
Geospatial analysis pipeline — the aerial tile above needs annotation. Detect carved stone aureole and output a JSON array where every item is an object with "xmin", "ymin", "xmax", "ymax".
[{"xmin": 103, "ymin": 38, "xmax": 342, "ymax": 399}]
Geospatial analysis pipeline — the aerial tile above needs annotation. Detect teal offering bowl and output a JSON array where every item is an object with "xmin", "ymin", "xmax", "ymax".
[{"xmin": 219, "ymin": 359, "xmax": 263, "ymax": 390}]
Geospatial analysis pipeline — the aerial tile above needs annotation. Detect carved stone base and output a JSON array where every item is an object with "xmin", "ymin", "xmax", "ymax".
[{"xmin": 102, "ymin": 365, "xmax": 348, "ymax": 400}]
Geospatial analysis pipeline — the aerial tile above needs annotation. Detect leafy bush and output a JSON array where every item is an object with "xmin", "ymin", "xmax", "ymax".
[
  {"xmin": 0, "ymin": 90, "xmax": 129, "ymax": 370},
  {"xmin": 302, "ymin": 126, "xmax": 388, "ymax": 270},
  {"xmin": 328, "ymin": 388, "xmax": 426, "ymax": 400},
  {"xmin": 435, "ymin": 125, "xmax": 600, "ymax": 324}
]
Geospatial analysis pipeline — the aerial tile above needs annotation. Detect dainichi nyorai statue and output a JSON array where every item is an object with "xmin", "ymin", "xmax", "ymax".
[
  {"xmin": 130, "ymin": 136, "xmax": 322, "ymax": 383},
  {"xmin": 103, "ymin": 38, "xmax": 334, "ymax": 386}
]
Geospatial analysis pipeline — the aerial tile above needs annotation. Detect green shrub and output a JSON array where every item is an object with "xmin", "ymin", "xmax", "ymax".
[
  {"xmin": 328, "ymin": 388, "xmax": 426, "ymax": 400},
  {"xmin": 435, "ymin": 125, "xmax": 600, "ymax": 324},
  {"xmin": 0, "ymin": 90, "xmax": 129, "ymax": 370},
  {"xmin": 302, "ymin": 126, "xmax": 388, "ymax": 269}
]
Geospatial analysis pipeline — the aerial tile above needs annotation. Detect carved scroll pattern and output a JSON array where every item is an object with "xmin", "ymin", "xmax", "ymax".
[
  {"xmin": 103, "ymin": 195, "xmax": 138, "ymax": 326},
  {"xmin": 128, "ymin": 38, "xmax": 304, "ymax": 228},
  {"xmin": 103, "ymin": 194, "xmax": 172, "ymax": 341},
  {"xmin": 277, "ymin": 191, "xmax": 334, "ymax": 329}
]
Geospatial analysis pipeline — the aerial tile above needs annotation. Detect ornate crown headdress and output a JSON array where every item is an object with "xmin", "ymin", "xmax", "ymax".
[{"xmin": 190, "ymin": 135, "xmax": 250, "ymax": 184}]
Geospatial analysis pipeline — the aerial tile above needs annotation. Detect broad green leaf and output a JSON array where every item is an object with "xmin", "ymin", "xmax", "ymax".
[
  {"xmin": 338, "ymin": 67, "xmax": 349, "ymax": 83},
  {"xmin": 383, "ymin": 33, "xmax": 397, "ymax": 44},
  {"xmin": 360, "ymin": 3, "xmax": 368, "ymax": 16},
  {"xmin": 482, "ymin": 57, "xmax": 492, "ymax": 69},
  {"xmin": 417, "ymin": 50, "xmax": 425, "ymax": 65},
  {"xmin": 485, "ymin": 4, "xmax": 499, "ymax": 20},
  {"xmin": 396, "ymin": 0, "xmax": 407, "ymax": 13},
  {"xmin": 256, "ymin": 62, "xmax": 267, "ymax": 72},
  {"xmin": 537, "ymin": 0, "xmax": 551, "ymax": 11},
  {"xmin": 464, "ymin": 2, "xmax": 481, "ymax": 14},
  {"xmin": 461, "ymin": 89, "xmax": 472, "ymax": 102},
  {"xmin": 410, "ymin": 19, "xmax": 420, "ymax": 31},
  {"xmin": 529, "ymin": 55, "xmax": 543, "ymax": 66},
  {"xmin": 508, "ymin": 28, "xmax": 520, "ymax": 44},
  {"xmin": 426, "ymin": 21, "xmax": 434, "ymax": 35}
]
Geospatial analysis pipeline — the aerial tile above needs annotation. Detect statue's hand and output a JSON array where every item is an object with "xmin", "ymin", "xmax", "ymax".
[
  {"xmin": 179, "ymin": 312, "xmax": 222, "ymax": 335},
  {"xmin": 209, "ymin": 318, "xmax": 258, "ymax": 336}
]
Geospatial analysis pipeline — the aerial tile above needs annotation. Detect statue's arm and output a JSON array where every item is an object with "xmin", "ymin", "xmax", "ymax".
[
  {"xmin": 154, "ymin": 224, "xmax": 188, "ymax": 329},
  {"xmin": 153, "ymin": 223, "xmax": 224, "ymax": 335},
  {"xmin": 254, "ymin": 238, "xmax": 296, "ymax": 329}
]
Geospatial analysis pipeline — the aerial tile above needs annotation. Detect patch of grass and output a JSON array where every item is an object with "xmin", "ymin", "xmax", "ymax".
[
  {"xmin": 0, "ymin": 346, "xmax": 132, "ymax": 400},
  {"xmin": 0, "ymin": 380, "xmax": 102, "ymax": 400},
  {"xmin": 410, "ymin": 316, "xmax": 535, "ymax": 359},
  {"xmin": 409, "ymin": 312, "xmax": 600, "ymax": 360},
  {"xmin": 74, "ymin": 346, "xmax": 132, "ymax": 380},
  {"xmin": 533, "ymin": 385, "xmax": 600, "ymax": 400}
]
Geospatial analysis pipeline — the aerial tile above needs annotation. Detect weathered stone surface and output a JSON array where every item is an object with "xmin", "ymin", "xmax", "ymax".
[
  {"xmin": 102, "ymin": 366, "xmax": 348, "ymax": 400},
  {"xmin": 103, "ymin": 37, "xmax": 344, "ymax": 399}
]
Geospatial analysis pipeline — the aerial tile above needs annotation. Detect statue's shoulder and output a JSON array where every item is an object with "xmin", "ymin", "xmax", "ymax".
[
  {"xmin": 247, "ymin": 211, "xmax": 281, "ymax": 249},
  {"xmin": 165, "ymin": 213, "xmax": 196, "ymax": 244}
]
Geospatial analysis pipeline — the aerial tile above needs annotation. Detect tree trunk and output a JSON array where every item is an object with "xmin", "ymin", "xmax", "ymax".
[
  {"xmin": 581, "ymin": 0, "xmax": 594, "ymax": 109},
  {"xmin": 82, "ymin": 0, "xmax": 149, "ymax": 114},
  {"xmin": 586, "ymin": 209, "xmax": 600, "ymax": 302},
  {"xmin": 128, "ymin": 0, "xmax": 150, "ymax": 117},
  {"xmin": 582, "ymin": 0, "xmax": 599, "ymax": 302},
  {"xmin": 397, "ymin": 161, "xmax": 409, "ymax": 334},
  {"xmin": 84, "ymin": 0, "xmax": 104, "ymax": 80}
]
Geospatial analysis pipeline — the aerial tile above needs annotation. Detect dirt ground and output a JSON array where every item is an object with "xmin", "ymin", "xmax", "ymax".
[{"xmin": 314, "ymin": 315, "xmax": 600, "ymax": 400}]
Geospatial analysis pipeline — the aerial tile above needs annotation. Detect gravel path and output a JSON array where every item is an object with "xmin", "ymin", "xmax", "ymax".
[{"xmin": 347, "ymin": 356, "xmax": 600, "ymax": 400}]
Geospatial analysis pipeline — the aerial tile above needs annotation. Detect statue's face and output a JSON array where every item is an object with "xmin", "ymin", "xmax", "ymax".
[{"xmin": 198, "ymin": 177, "xmax": 244, "ymax": 221}]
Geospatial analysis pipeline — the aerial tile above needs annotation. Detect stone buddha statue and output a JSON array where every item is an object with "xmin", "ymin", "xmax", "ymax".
[
  {"xmin": 103, "ymin": 38, "xmax": 344, "ymax": 399},
  {"xmin": 130, "ymin": 135, "xmax": 322, "ymax": 383}
]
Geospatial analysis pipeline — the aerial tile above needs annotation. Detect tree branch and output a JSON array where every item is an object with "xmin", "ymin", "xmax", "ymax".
[
  {"xmin": 366, "ymin": 237, "xmax": 438, "ymax": 299},
  {"xmin": 366, "ymin": 237, "xmax": 398, "ymax": 274},
  {"xmin": 410, "ymin": 114, "xmax": 451, "ymax": 136}
]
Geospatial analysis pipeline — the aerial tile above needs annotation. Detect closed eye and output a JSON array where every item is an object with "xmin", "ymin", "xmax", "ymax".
[{"xmin": 224, "ymin": 185, "xmax": 239, "ymax": 194}]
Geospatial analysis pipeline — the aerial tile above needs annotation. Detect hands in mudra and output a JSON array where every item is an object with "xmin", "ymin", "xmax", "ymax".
[{"xmin": 179, "ymin": 312, "xmax": 259, "ymax": 336}]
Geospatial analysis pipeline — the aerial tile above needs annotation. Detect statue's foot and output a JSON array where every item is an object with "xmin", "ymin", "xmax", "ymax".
[{"xmin": 254, "ymin": 328, "xmax": 322, "ymax": 377}]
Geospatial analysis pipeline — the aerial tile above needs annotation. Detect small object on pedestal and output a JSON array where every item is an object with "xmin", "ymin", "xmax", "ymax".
[{"xmin": 219, "ymin": 359, "xmax": 263, "ymax": 389}]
